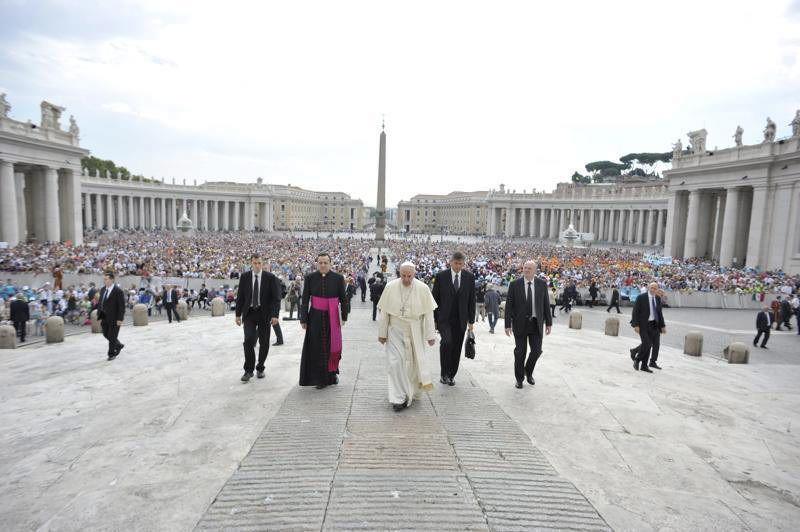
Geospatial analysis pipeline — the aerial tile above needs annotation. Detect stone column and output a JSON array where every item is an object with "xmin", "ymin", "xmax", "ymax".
[
  {"xmin": 43, "ymin": 167, "xmax": 61, "ymax": 242},
  {"xmin": 222, "ymin": 200, "xmax": 229, "ymax": 231},
  {"xmin": 210, "ymin": 200, "xmax": 218, "ymax": 230},
  {"xmin": 745, "ymin": 186, "xmax": 768, "ymax": 269},
  {"xmin": 718, "ymin": 188, "xmax": 740, "ymax": 267},
  {"xmin": 232, "ymin": 201, "xmax": 240, "ymax": 230},
  {"xmin": 683, "ymin": 190, "xmax": 702, "ymax": 258},
  {"xmin": 159, "ymin": 197, "xmax": 165, "ymax": 229},
  {"xmin": 149, "ymin": 197, "xmax": 155, "ymax": 229},
  {"xmin": 624, "ymin": 209, "xmax": 633, "ymax": 243},
  {"xmin": 97, "ymin": 194, "xmax": 105, "ymax": 230},
  {"xmin": 126, "ymin": 195, "xmax": 134, "ymax": 229},
  {"xmin": 0, "ymin": 161, "xmax": 20, "ymax": 246},
  {"xmin": 64, "ymin": 170, "xmax": 83, "ymax": 245},
  {"xmin": 655, "ymin": 209, "xmax": 663, "ymax": 246},
  {"xmin": 15, "ymin": 172, "xmax": 27, "ymax": 242},
  {"xmin": 637, "ymin": 210, "xmax": 646, "ymax": 244},
  {"xmin": 559, "ymin": 208, "xmax": 567, "ymax": 235},
  {"xmin": 137, "ymin": 196, "xmax": 143, "ymax": 229},
  {"xmin": 548, "ymin": 208, "xmax": 556, "ymax": 238},
  {"xmin": 82, "ymin": 193, "xmax": 91, "ymax": 230},
  {"xmin": 246, "ymin": 201, "xmax": 255, "ymax": 231},
  {"xmin": 617, "ymin": 210, "xmax": 625, "ymax": 243}
]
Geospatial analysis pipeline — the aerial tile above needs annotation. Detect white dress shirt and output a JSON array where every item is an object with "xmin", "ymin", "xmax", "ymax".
[
  {"xmin": 252, "ymin": 270, "xmax": 262, "ymax": 307},
  {"xmin": 648, "ymin": 294, "xmax": 658, "ymax": 321},
  {"xmin": 524, "ymin": 277, "xmax": 536, "ymax": 320}
]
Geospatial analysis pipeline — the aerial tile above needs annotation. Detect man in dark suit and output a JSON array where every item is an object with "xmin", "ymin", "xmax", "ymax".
[
  {"xmin": 505, "ymin": 261, "xmax": 552, "ymax": 388},
  {"xmin": 369, "ymin": 273, "xmax": 385, "ymax": 321},
  {"xmin": 431, "ymin": 251, "xmax": 476, "ymax": 386},
  {"xmin": 10, "ymin": 293, "xmax": 30, "ymax": 343},
  {"xmin": 98, "ymin": 271, "xmax": 126, "ymax": 360},
  {"xmin": 630, "ymin": 282, "xmax": 666, "ymax": 372},
  {"xmin": 754, "ymin": 305, "xmax": 772, "ymax": 348},
  {"xmin": 606, "ymin": 287, "xmax": 621, "ymax": 313},
  {"xmin": 162, "ymin": 284, "xmax": 180, "ymax": 323},
  {"xmin": 235, "ymin": 253, "xmax": 281, "ymax": 382},
  {"xmin": 780, "ymin": 298, "xmax": 793, "ymax": 330}
]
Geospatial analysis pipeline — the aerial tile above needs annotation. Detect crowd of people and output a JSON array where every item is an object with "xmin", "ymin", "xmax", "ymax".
[
  {"xmin": 387, "ymin": 238, "xmax": 800, "ymax": 300},
  {"xmin": 2, "ymin": 232, "xmax": 800, "ymax": 344}
]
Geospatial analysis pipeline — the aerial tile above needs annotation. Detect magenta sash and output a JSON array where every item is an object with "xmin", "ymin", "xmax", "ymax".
[{"xmin": 311, "ymin": 296, "xmax": 342, "ymax": 369}]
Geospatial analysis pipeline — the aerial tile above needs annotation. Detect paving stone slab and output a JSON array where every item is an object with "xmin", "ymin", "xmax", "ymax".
[{"xmin": 196, "ymin": 341, "xmax": 609, "ymax": 531}]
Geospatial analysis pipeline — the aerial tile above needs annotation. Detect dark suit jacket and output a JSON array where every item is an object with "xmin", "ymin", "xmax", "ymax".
[
  {"xmin": 504, "ymin": 277, "xmax": 552, "ymax": 336},
  {"xmin": 10, "ymin": 299, "xmax": 30, "ymax": 323},
  {"xmin": 235, "ymin": 270, "xmax": 281, "ymax": 320},
  {"xmin": 756, "ymin": 311, "xmax": 772, "ymax": 331},
  {"xmin": 162, "ymin": 289, "xmax": 179, "ymax": 306},
  {"xmin": 98, "ymin": 285, "xmax": 126, "ymax": 323},
  {"xmin": 431, "ymin": 268, "xmax": 476, "ymax": 327},
  {"xmin": 630, "ymin": 292, "xmax": 665, "ymax": 329},
  {"xmin": 610, "ymin": 288, "xmax": 620, "ymax": 304}
]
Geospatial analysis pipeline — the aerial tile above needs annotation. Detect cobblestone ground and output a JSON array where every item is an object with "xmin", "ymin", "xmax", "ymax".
[
  {"xmin": 196, "ymin": 319, "xmax": 609, "ymax": 531},
  {"xmin": 558, "ymin": 306, "xmax": 799, "ymax": 365}
]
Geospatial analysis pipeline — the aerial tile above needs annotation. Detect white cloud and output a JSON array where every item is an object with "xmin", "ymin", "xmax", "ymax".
[{"xmin": 2, "ymin": 0, "xmax": 799, "ymax": 205}]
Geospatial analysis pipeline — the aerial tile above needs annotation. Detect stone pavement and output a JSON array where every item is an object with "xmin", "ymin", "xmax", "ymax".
[
  {"xmin": 570, "ymin": 306, "xmax": 800, "ymax": 365},
  {"xmin": 2, "ymin": 294, "xmax": 800, "ymax": 530},
  {"xmin": 196, "ymin": 333, "xmax": 609, "ymax": 530}
]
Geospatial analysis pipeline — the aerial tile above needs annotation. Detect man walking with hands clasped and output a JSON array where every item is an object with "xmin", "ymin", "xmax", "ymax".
[
  {"xmin": 235, "ymin": 254, "xmax": 281, "ymax": 382},
  {"xmin": 505, "ymin": 261, "xmax": 552, "ymax": 388},
  {"xmin": 630, "ymin": 282, "xmax": 666, "ymax": 372},
  {"xmin": 99, "ymin": 271, "xmax": 126, "ymax": 360}
]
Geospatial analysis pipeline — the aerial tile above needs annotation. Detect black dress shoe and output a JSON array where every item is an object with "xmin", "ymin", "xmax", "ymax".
[
  {"xmin": 515, "ymin": 380, "xmax": 523, "ymax": 389},
  {"xmin": 440, "ymin": 376, "xmax": 448, "ymax": 385},
  {"xmin": 633, "ymin": 360, "xmax": 640, "ymax": 371},
  {"xmin": 630, "ymin": 348, "xmax": 636, "ymax": 361},
  {"xmin": 256, "ymin": 370, "xmax": 265, "ymax": 379},
  {"xmin": 392, "ymin": 401, "xmax": 408, "ymax": 411},
  {"xmin": 272, "ymin": 341, "xmax": 283, "ymax": 346},
  {"xmin": 107, "ymin": 353, "xmax": 117, "ymax": 361},
  {"xmin": 640, "ymin": 367, "xmax": 653, "ymax": 373},
  {"xmin": 526, "ymin": 374, "xmax": 535, "ymax": 385},
  {"xmin": 649, "ymin": 362, "xmax": 662, "ymax": 370},
  {"xmin": 448, "ymin": 377, "xmax": 455, "ymax": 386},
  {"xmin": 241, "ymin": 372, "xmax": 253, "ymax": 382}
]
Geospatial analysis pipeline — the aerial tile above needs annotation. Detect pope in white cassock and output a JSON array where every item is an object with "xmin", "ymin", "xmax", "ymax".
[{"xmin": 377, "ymin": 262, "xmax": 438, "ymax": 411}]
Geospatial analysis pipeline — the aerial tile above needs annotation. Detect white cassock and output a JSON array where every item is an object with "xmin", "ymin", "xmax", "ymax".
[{"xmin": 377, "ymin": 278, "xmax": 438, "ymax": 406}]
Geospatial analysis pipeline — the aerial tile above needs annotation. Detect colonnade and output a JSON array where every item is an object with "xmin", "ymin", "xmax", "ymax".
[
  {"xmin": 80, "ymin": 193, "xmax": 270, "ymax": 232},
  {"xmin": 665, "ymin": 185, "xmax": 765, "ymax": 268},
  {"xmin": 488, "ymin": 205, "xmax": 668, "ymax": 246},
  {"xmin": 0, "ymin": 160, "xmax": 82, "ymax": 246}
]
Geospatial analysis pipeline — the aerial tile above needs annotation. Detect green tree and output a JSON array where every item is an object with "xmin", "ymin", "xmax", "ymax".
[
  {"xmin": 619, "ymin": 152, "xmax": 672, "ymax": 177},
  {"xmin": 571, "ymin": 171, "xmax": 591, "ymax": 184}
]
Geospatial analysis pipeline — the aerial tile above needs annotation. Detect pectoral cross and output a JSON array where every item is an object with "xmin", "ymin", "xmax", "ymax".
[{"xmin": 400, "ymin": 305, "xmax": 407, "ymax": 317}]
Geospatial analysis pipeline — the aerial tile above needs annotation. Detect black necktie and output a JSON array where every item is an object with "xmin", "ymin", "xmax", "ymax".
[
  {"xmin": 527, "ymin": 281, "xmax": 533, "ymax": 318},
  {"xmin": 454, "ymin": 273, "xmax": 460, "ymax": 292},
  {"xmin": 253, "ymin": 275, "xmax": 259, "ymax": 307}
]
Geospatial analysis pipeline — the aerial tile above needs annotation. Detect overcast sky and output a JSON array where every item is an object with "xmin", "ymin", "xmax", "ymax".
[{"xmin": 1, "ymin": 0, "xmax": 799, "ymax": 206}]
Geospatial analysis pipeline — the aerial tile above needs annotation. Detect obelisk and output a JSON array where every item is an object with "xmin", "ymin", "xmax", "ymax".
[{"xmin": 375, "ymin": 121, "xmax": 386, "ymax": 243}]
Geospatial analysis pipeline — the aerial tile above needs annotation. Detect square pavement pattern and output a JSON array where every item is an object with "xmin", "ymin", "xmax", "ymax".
[{"xmin": 196, "ymin": 353, "xmax": 609, "ymax": 531}]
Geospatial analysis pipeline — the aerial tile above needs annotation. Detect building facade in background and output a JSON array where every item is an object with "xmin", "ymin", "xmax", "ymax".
[
  {"xmin": 0, "ymin": 95, "xmax": 365, "ymax": 242},
  {"xmin": 2, "ymin": 94, "xmax": 798, "ymax": 273}
]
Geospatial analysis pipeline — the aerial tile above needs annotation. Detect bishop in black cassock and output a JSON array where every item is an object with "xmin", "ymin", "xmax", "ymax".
[{"xmin": 299, "ymin": 255, "xmax": 349, "ymax": 388}]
